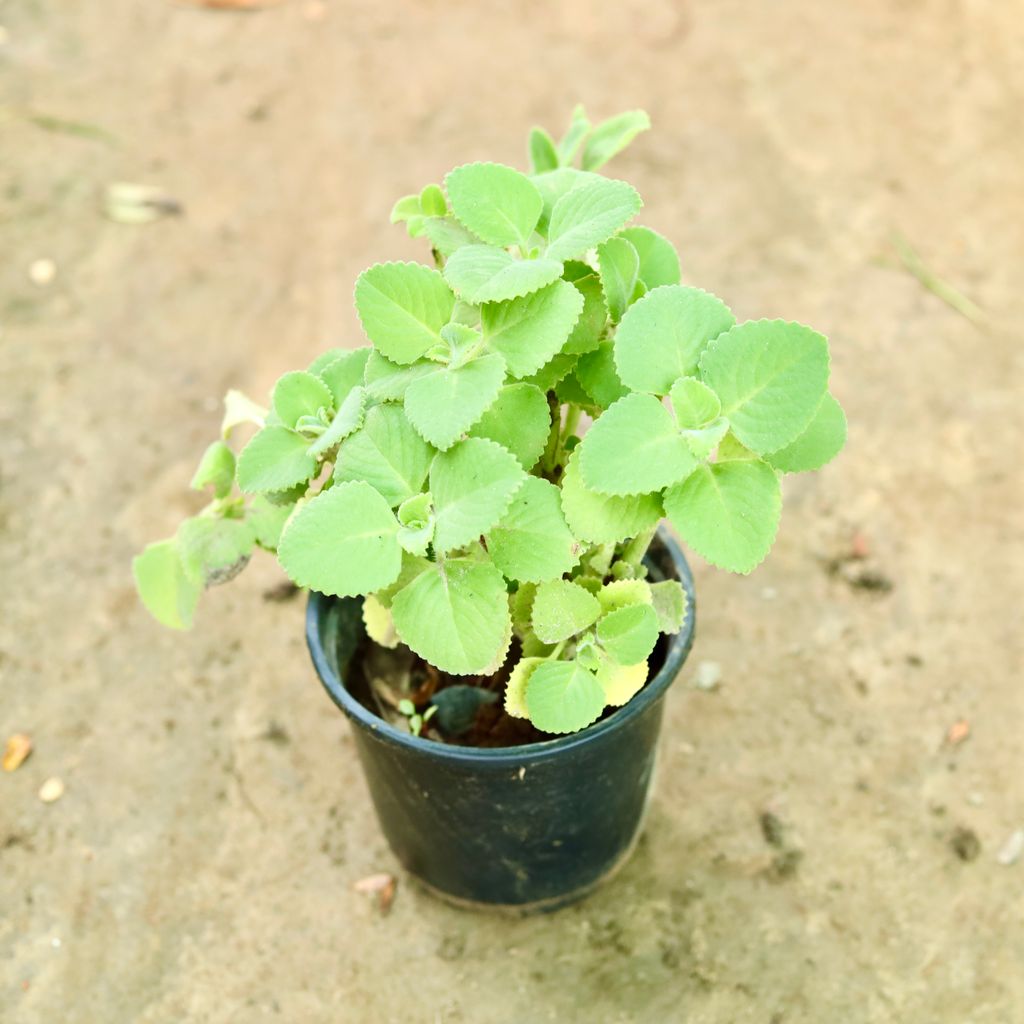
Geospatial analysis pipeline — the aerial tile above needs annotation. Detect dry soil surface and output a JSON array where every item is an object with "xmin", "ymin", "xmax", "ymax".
[{"xmin": 2, "ymin": 2, "xmax": 1023, "ymax": 1022}]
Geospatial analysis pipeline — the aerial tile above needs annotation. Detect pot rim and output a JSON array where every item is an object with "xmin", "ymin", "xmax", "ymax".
[{"xmin": 306, "ymin": 524, "xmax": 696, "ymax": 766}]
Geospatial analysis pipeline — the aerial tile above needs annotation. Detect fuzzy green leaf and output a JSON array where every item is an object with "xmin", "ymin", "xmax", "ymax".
[
  {"xmin": 487, "ymin": 477, "xmax": 578, "ymax": 583},
  {"xmin": 575, "ymin": 342, "xmax": 629, "ymax": 409},
  {"xmin": 546, "ymin": 177, "xmax": 642, "ymax": 263},
  {"xmin": 528, "ymin": 128, "xmax": 559, "ymax": 175},
  {"xmin": 444, "ymin": 245, "xmax": 563, "ymax": 304},
  {"xmin": 669, "ymin": 377, "xmax": 722, "ymax": 428},
  {"xmin": 272, "ymin": 371, "xmax": 333, "ymax": 428},
  {"xmin": 307, "ymin": 347, "xmax": 348, "ymax": 375},
  {"xmin": 532, "ymin": 579, "xmax": 601, "ymax": 644},
  {"xmin": 190, "ymin": 440, "xmax": 236, "ymax": 499},
  {"xmin": 246, "ymin": 495, "xmax": 293, "ymax": 550},
  {"xmin": 176, "ymin": 515, "xmax": 255, "ymax": 587},
  {"xmin": 221, "ymin": 389, "xmax": 267, "ymax": 439},
  {"xmin": 531, "ymin": 168, "xmax": 598, "ymax": 232},
  {"xmin": 306, "ymin": 385, "xmax": 366, "ymax": 459},
  {"xmin": 390, "ymin": 559, "xmax": 511, "ymax": 675},
  {"xmin": 699, "ymin": 319, "xmax": 830, "ymax": 455},
  {"xmin": 318, "ymin": 348, "xmax": 371, "ymax": 406},
  {"xmin": 683, "ymin": 417, "xmax": 730, "ymax": 460},
  {"xmin": 430, "ymin": 437, "xmax": 525, "ymax": 554},
  {"xmin": 619, "ymin": 226, "xmax": 680, "ymax": 288},
  {"xmin": 236, "ymin": 426, "xmax": 317, "ymax": 494},
  {"xmin": 523, "ymin": 353, "xmax": 577, "ymax": 392},
  {"xmin": 597, "ymin": 603, "xmax": 659, "ymax": 665},
  {"xmin": 354, "ymin": 262, "xmax": 455, "ymax": 365},
  {"xmin": 420, "ymin": 184, "xmax": 447, "ymax": 217},
  {"xmin": 578, "ymin": 393, "xmax": 696, "ymax": 495},
  {"xmin": 404, "ymin": 353, "xmax": 505, "ymax": 451},
  {"xmin": 558, "ymin": 105, "xmax": 592, "ymax": 165},
  {"xmin": 133, "ymin": 539, "xmax": 202, "ymax": 630},
  {"xmin": 333, "ymin": 404, "xmax": 433, "ymax": 507},
  {"xmin": 597, "ymin": 579, "xmax": 652, "ymax": 614},
  {"xmin": 664, "ymin": 460, "xmax": 781, "ymax": 574},
  {"xmin": 563, "ymin": 271, "xmax": 607, "ymax": 355},
  {"xmin": 422, "ymin": 216, "xmax": 481, "ymax": 257},
  {"xmin": 277, "ymin": 481, "xmax": 401, "ymax": 597},
  {"xmin": 526, "ymin": 661, "xmax": 605, "ymax": 735},
  {"xmin": 362, "ymin": 351, "xmax": 436, "ymax": 402},
  {"xmin": 560, "ymin": 449, "xmax": 661, "ymax": 545},
  {"xmin": 468, "ymin": 382, "xmax": 550, "ymax": 469},
  {"xmin": 597, "ymin": 236, "xmax": 640, "ymax": 323},
  {"xmin": 362, "ymin": 593, "xmax": 399, "ymax": 649},
  {"xmin": 445, "ymin": 162, "xmax": 543, "ymax": 249},
  {"xmin": 596, "ymin": 657, "xmax": 648, "ymax": 707},
  {"xmin": 765, "ymin": 393, "xmax": 846, "ymax": 473},
  {"xmin": 481, "ymin": 279, "xmax": 583, "ymax": 378},
  {"xmin": 614, "ymin": 286, "xmax": 736, "ymax": 395},
  {"xmin": 581, "ymin": 110, "xmax": 651, "ymax": 171},
  {"xmin": 649, "ymin": 580, "xmax": 688, "ymax": 634},
  {"xmin": 505, "ymin": 657, "xmax": 545, "ymax": 718}
]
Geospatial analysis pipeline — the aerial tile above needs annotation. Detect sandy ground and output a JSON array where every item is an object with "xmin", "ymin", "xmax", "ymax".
[{"xmin": 2, "ymin": 1, "xmax": 1024, "ymax": 1021}]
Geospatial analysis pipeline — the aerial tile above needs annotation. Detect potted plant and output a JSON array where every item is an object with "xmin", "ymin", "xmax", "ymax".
[{"xmin": 134, "ymin": 106, "xmax": 846, "ymax": 912}]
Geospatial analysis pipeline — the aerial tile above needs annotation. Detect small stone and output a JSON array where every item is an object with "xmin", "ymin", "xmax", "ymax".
[
  {"xmin": 693, "ymin": 661, "xmax": 722, "ymax": 691},
  {"xmin": 2, "ymin": 733, "xmax": 32, "ymax": 772},
  {"xmin": 28, "ymin": 258, "xmax": 56, "ymax": 286},
  {"xmin": 996, "ymin": 829, "xmax": 1024, "ymax": 867},
  {"xmin": 761, "ymin": 586, "xmax": 777, "ymax": 601},
  {"xmin": 950, "ymin": 826, "xmax": 981, "ymax": 862},
  {"xmin": 38, "ymin": 777, "xmax": 65, "ymax": 803}
]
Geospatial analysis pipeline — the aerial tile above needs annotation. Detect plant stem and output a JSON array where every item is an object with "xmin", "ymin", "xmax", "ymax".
[
  {"xmin": 621, "ymin": 525, "xmax": 657, "ymax": 572},
  {"xmin": 541, "ymin": 393, "xmax": 562, "ymax": 474}
]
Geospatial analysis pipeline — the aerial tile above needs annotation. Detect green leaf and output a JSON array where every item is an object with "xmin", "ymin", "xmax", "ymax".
[
  {"xmin": 390, "ymin": 193, "xmax": 422, "ymax": 224},
  {"xmin": 363, "ymin": 593, "xmax": 399, "ymax": 649},
  {"xmin": 531, "ymin": 579, "xmax": 601, "ymax": 643},
  {"xmin": 596, "ymin": 657, "xmax": 648, "ymax": 707},
  {"xmin": 649, "ymin": 580, "xmax": 688, "ymax": 634},
  {"xmin": 396, "ymin": 490, "xmax": 435, "ymax": 555},
  {"xmin": 716, "ymin": 432, "xmax": 758, "ymax": 461},
  {"xmin": 546, "ymin": 178, "xmax": 642, "ymax": 263},
  {"xmin": 375, "ymin": 552, "xmax": 432, "ymax": 609},
  {"xmin": 597, "ymin": 236, "xmax": 640, "ymax": 323},
  {"xmin": 176, "ymin": 515, "xmax": 255, "ymax": 586},
  {"xmin": 523, "ymin": 352, "xmax": 577, "ymax": 392},
  {"xmin": 578, "ymin": 392, "xmax": 696, "ymax": 495},
  {"xmin": 444, "ymin": 245, "xmax": 563, "ymax": 304},
  {"xmin": 581, "ymin": 110, "xmax": 651, "ymax": 171},
  {"xmin": 277, "ymin": 481, "xmax": 401, "ymax": 597},
  {"xmin": 445, "ymin": 162, "xmax": 542, "ymax": 249},
  {"xmin": 333, "ymin": 404, "xmax": 433, "ymax": 507},
  {"xmin": 430, "ymin": 437, "xmax": 525, "ymax": 554},
  {"xmin": 481, "ymin": 279, "xmax": 583, "ymax": 378},
  {"xmin": 562, "ymin": 271, "xmax": 607, "ymax": 355},
  {"xmin": 272, "ymin": 371, "xmax": 333, "ymax": 428},
  {"xmin": 614, "ymin": 286, "xmax": 736, "ymax": 395},
  {"xmin": 682, "ymin": 417, "xmax": 730, "ymax": 460},
  {"xmin": 420, "ymin": 183, "xmax": 447, "ymax": 217},
  {"xmin": 575, "ymin": 342, "xmax": 629, "ymax": 409},
  {"xmin": 510, "ymin": 581, "xmax": 537, "ymax": 635},
  {"xmin": 362, "ymin": 351, "xmax": 435, "ymax": 402},
  {"xmin": 765, "ymin": 393, "xmax": 846, "ymax": 473},
  {"xmin": 526, "ymin": 661, "xmax": 605, "ymax": 735},
  {"xmin": 306, "ymin": 385, "xmax": 366, "ymax": 459},
  {"xmin": 505, "ymin": 657, "xmax": 545, "ymax": 718},
  {"xmin": 597, "ymin": 603, "xmax": 659, "ymax": 665},
  {"xmin": 560, "ymin": 449, "xmax": 662, "ymax": 545},
  {"xmin": 699, "ymin": 319, "xmax": 830, "ymax": 454},
  {"xmin": 663, "ymin": 460, "xmax": 781, "ymax": 574},
  {"xmin": 528, "ymin": 127, "xmax": 559, "ymax": 174},
  {"xmin": 354, "ymin": 261, "xmax": 455, "ymax": 365},
  {"xmin": 221, "ymin": 389, "xmax": 267, "ymax": 439},
  {"xmin": 597, "ymin": 579, "xmax": 652, "ymax": 614},
  {"xmin": 619, "ymin": 226, "xmax": 681, "ymax": 288},
  {"xmin": 468, "ymin": 382, "xmax": 550, "ymax": 469},
  {"xmin": 237, "ymin": 426, "xmax": 317, "ymax": 494},
  {"xmin": 558, "ymin": 104, "xmax": 592, "ymax": 165},
  {"xmin": 487, "ymin": 477, "xmax": 578, "ymax": 583},
  {"xmin": 390, "ymin": 559, "xmax": 511, "ymax": 675},
  {"xmin": 133, "ymin": 539, "xmax": 202, "ymax": 630},
  {"xmin": 318, "ymin": 347, "xmax": 371, "ymax": 406},
  {"xmin": 404, "ymin": 353, "xmax": 506, "ymax": 451},
  {"xmin": 307, "ymin": 347, "xmax": 348, "ymax": 375},
  {"xmin": 422, "ymin": 216, "xmax": 481, "ymax": 257},
  {"xmin": 670, "ymin": 376, "xmax": 722, "ymax": 428},
  {"xmin": 246, "ymin": 495, "xmax": 293, "ymax": 550},
  {"xmin": 190, "ymin": 440, "xmax": 235, "ymax": 499},
  {"xmin": 531, "ymin": 168, "xmax": 598, "ymax": 232}
]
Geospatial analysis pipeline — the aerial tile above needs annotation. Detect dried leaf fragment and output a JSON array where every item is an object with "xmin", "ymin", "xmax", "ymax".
[
  {"xmin": 3, "ymin": 733, "xmax": 32, "ymax": 772},
  {"xmin": 946, "ymin": 720, "xmax": 970, "ymax": 746},
  {"xmin": 38, "ymin": 777, "xmax": 65, "ymax": 803},
  {"xmin": 103, "ymin": 183, "xmax": 183, "ymax": 224},
  {"xmin": 353, "ymin": 872, "xmax": 396, "ymax": 913}
]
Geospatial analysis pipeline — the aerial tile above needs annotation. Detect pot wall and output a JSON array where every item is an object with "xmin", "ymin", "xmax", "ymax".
[{"xmin": 306, "ymin": 527, "xmax": 696, "ymax": 912}]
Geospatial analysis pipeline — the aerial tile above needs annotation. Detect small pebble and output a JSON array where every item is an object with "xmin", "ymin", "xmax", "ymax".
[
  {"xmin": 950, "ymin": 825, "xmax": 981, "ymax": 862},
  {"xmin": 761, "ymin": 586, "xmax": 777, "ymax": 601},
  {"xmin": 693, "ymin": 661, "xmax": 722, "ymax": 691},
  {"xmin": 38, "ymin": 777, "xmax": 65, "ymax": 803},
  {"xmin": 2, "ymin": 733, "xmax": 32, "ymax": 772},
  {"xmin": 28, "ymin": 258, "xmax": 56, "ymax": 286},
  {"xmin": 996, "ymin": 829, "xmax": 1024, "ymax": 867},
  {"xmin": 966, "ymin": 792, "xmax": 984, "ymax": 807}
]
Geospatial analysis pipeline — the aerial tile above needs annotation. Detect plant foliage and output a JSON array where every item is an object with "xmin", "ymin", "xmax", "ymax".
[{"xmin": 135, "ymin": 106, "xmax": 845, "ymax": 737}]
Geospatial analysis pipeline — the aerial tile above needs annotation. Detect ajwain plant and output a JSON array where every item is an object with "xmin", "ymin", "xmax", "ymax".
[{"xmin": 134, "ymin": 107, "xmax": 846, "ymax": 736}]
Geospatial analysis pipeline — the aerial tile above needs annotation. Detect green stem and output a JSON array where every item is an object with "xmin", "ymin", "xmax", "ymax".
[
  {"xmin": 561, "ymin": 403, "xmax": 582, "ymax": 445},
  {"xmin": 621, "ymin": 525, "xmax": 658, "ymax": 571},
  {"xmin": 541, "ymin": 393, "xmax": 562, "ymax": 474}
]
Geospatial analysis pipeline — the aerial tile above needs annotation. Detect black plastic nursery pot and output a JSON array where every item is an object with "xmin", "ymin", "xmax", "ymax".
[{"xmin": 306, "ymin": 526, "xmax": 696, "ymax": 913}]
